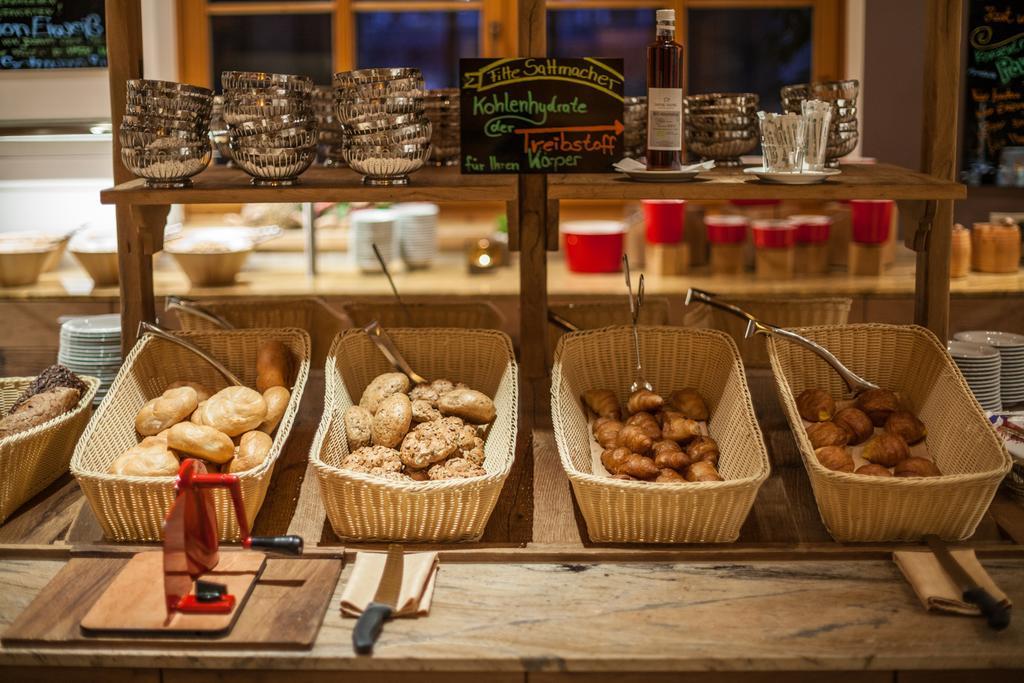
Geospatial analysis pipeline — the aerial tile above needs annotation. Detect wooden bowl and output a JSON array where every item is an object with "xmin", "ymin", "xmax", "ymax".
[
  {"xmin": 0, "ymin": 245, "xmax": 55, "ymax": 287},
  {"xmin": 167, "ymin": 248, "xmax": 252, "ymax": 286},
  {"xmin": 71, "ymin": 249, "xmax": 120, "ymax": 286}
]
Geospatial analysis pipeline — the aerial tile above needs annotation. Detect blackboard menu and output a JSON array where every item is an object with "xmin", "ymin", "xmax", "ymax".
[
  {"xmin": 459, "ymin": 58, "xmax": 624, "ymax": 174},
  {"xmin": 961, "ymin": 1, "xmax": 1024, "ymax": 185},
  {"xmin": 0, "ymin": 1, "xmax": 106, "ymax": 70}
]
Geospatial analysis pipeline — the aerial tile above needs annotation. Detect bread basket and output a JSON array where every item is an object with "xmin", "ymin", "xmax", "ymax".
[
  {"xmin": 547, "ymin": 297, "xmax": 670, "ymax": 359},
  {"xmin": 71, "ymin": 328, "xmax": 310, "ymax": 541},
  {"xmin": 552, "ymin": 326, "xmax": 770, "ymax": 543},
  {"xmin": 311, "ymin": 328, "xmax": 518, "ymax": 542},
  {"xmin": 767, "ymin": 323, "xmax": 1011, "ymax": 541},
  {"xmin": 0, "ymin": 375, "xmax": 99, "ymax": 524},
  {"xmin": 340, "ymin": 301, "xmax": 504, "ymax": 330}
]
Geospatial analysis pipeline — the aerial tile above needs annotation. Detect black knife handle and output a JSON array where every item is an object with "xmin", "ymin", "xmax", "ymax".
[
  {"xmin": 250, "ymin": 535, "xmax": 304, "ymax": 555},
  {"xmin": 353, "ymin": 602, "xmax": 394, "ymax": 654},
  {"xmin": 963, "ymin": 586, "xmax": 1010, "ymax": 631}
]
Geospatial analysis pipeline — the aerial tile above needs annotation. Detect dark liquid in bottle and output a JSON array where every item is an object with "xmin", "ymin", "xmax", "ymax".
[{"xmin": 646, "ymin": 31, "xmax": 684, "ymax": 170}]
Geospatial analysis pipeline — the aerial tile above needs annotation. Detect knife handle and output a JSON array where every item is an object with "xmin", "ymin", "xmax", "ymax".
[
  {"xmin": 353, "ymin": 602, "xmax": 394, "ymax": 654},
  {"xmin": 963, "ymin": 586, "xmax": 1011, "ymax": 631},
  {"xmin": 249, "ymin": 535, "xmax": 304, "ymax": 555}
]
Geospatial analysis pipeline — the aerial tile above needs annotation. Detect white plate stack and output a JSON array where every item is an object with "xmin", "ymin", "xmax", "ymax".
[
  {"xmin": 955, "ymin": 331, "xmax": 1024, "ymax": 408},
  {"xmin": 58, "ymin": 314, "xmax": 122, "ymax": 405},
  {"xmin": 394, "ymin": 202, "xmax": 438, "ymax": 269},
  {"xmin": 947, "ymin": 340, "xmax": 1002, "ymax": 411},
  {"xmin": 349, "ymin": 208, "xmax": 396, "ymax": 273}
]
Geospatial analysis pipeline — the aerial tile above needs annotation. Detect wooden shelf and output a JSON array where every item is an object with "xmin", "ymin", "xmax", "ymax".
[
  {"xmin": 99, "ymin": 164, "xmax": 518, "ymax": 206},
  {"xmin": 548, "ymin": 163, "xmax": 967, "ymax": 201}
]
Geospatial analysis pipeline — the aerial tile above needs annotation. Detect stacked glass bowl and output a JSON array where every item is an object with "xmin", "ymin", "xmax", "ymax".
[
  {"xmin": 222, "ymin": 71, "xmax": 317, "ymax": 186},
  {"xmin": 683, "ymin": 93, "xmax": 759, "ymax": 166},
  {"xmin": 312, "ymin": 85, "xmax": 345, "ymax": 167},
  {"xmin": 334, "ymin": 68, "xmax": 431, "ymax": 186},
  {"xmin": 424, "ymin": 89, "xmax": 460, "ymax": 166},
  {"xmin": 781, "ymin": 79, "xmax": 859, "ymax": 167},
  {"xmin": 623, "ymin": 96, "xmax": 647, "ymax": 159},
  {"xmin": 120, "ymin": 79, "xmax": 213, "ymax": 188}
]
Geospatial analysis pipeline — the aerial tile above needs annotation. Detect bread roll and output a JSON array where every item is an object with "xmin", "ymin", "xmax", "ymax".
[
  {"xmin": 256, "ymin": 340, "xmax": 293, "ymax": 392},
  {"xmin": 0, "ymin": 387, "xmax": 81, "ymax": 439},
  {"xmin": 371, "ymin": 393, "xmax": 412, "ymax": 448},
  {"xmin": 191, "ymin": 400, "xmax": 207, "ymax": 425},
  {"xmin": 201, "ymin": 386, "xmax": 267, "ymax": 436},
  {"xmin": 343, "ymin": 405, "xmax": 373, "ymax": 450},
  {"xmin": 135, "ymin": 386, "xmax": 199, "ymax": 436},
  {"xmin": 360, "ymin": 373, "xmax": 411, "ymax": 414},
  {"xmin": 229, "ymin": 430, "xmax": 273, "ymax": 473},
  {"xmin": 258, "ymin": 386, "xmax": 290, "ymax": 434},
  {"xmin": 167, "ymin": 421, "xmax": 235, "ymax": 464},
  {"xmin": 437, "ymin": 388, "xmax": 496, "ymax": 425},
  {"xmin": 109, "ymin": 436, "xmax": 179, "ymax": 476},
  {"xmin": 166, "ymin": 380, "xmax": 214, "ymax": 402}
]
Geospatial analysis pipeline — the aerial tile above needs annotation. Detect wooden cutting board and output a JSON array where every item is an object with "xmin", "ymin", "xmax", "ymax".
[{"xmin": 2, "ymin": 555, "xmax": 341, "ymax": 649}]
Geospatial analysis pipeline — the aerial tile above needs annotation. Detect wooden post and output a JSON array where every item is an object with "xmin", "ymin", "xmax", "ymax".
[
  {"xmin": 106, "ymin": 0, "xmax": 153, "ymax": 355},
  {"xmin": 914, "ymin": 0, "xmax": 962, "ymax": 340}
]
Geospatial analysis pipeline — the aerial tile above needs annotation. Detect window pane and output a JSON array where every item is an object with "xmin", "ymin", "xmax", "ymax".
[
  {"xmin": 210, "ymin": 14, "xmax": 333, "ymax": 90},
  {"xmin": 547, "ymin": 9, "xmax": 655, "ymax": 97},
  {"xmin": 356, "ymin": 12, "xmax": 479, "ymax": 89},
  {"xmin": 687, "ymin": 8, "xmax": 811, "ymax": 113}
]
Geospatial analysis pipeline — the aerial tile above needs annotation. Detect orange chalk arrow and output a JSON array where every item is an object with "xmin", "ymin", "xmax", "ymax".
[{"xmin": 514, "ymin": 120, "xmax": 625, "ymax": 136}]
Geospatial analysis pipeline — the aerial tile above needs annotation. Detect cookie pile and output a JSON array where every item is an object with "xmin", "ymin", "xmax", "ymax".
[{"xmin": 341, "ymin": 373, "xmax": 496, "ymax": 481}]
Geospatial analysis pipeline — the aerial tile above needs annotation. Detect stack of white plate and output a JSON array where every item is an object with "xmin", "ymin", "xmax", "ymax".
[
  {"xmin": 394, "ymin": 202, "xmax": 438, "ymax": 269},
  {"xmin": 349, "ymin": 208, "xmax": 396, "ymax": 273},
  {"xmin": 947, "ymin": 340, "xmax": 1002, "ymax": 411},
  {"xmin": 954, "ymin": 330, "xmax": 1024, "ymax": 408},
  {"xmin": 58, "ymin": 314, "xmax": 122, "ymax": 405}
]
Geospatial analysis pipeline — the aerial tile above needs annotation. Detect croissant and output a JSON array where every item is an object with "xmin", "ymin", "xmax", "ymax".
[
  {"xmin": 627, "ymin": 389, "xmax": 663, "ymax": 415},
  {"xmin": 685, "ymin": 461, "xmax": 723, "ymax": 482},
  {"xmin": 583, "ymin": 389, "xmax": 621, "ymax": 419},
  {"xmin": 594, "ymin": 419, "xmax": 624, "ymax": 450},
  {"xmin": 625, "ymin": 411, "xmax": 661, "ymax": 440},
  {"xmin": 686, "ymin": 436, "xmax": 720, "ymax": 465},
  {"xmin": 601, "ymin": 447, "xmax": 659, "ymax": 479},
  {"xmin": 654, "ymin": 448, "xmax": 692, "ymax": 472},
  {"xmin": 656, "ymin": 468, "xmax": 687, "ymax": 483},
  {"xmin": 651, "ymin": 439, "xmax": 682, "ymax": 455},
  {"xmin": 668, "ymin": 388, "xmax": 709, "ymax": 421},
  {"xmin": 616, "ymin": 424, "xmax": 653, "ymax": 454},
  {"xmin": 661, "ymin": 413, "xmax": 702, "ymax": 443}
]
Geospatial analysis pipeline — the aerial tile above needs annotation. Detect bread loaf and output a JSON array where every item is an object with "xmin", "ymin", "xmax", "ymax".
[
  {"xmin": 229, "ymin": 430, "xmax": 273, "ymax": 473},
  {"xmin": 201, "ymin": 386, "xmax": 267, "ymax": 436},
  {"xmin": 166, "ymin": 422, "xmax": 235, "ymax": 464},
  {"xmin": 258, "ymin": 386, "xmax": 290, "ymax": 434},
  {"xmin": 0, "ymin": 386, "xmax": 81, "ymax": 439},
  {"xmin": 256, "ymin": 340, "xmax": 292, "ymax": 392},
  {"xmin": 109, "ymin": 436, "xmax": 180, "ymax": 476},
  {"xmin": 166, "ymin": 380, "xmax": 215, "ymax": 402},
  {"xmin": 135, "ymin": 386, "xmax": 199, "ymax": 436}
]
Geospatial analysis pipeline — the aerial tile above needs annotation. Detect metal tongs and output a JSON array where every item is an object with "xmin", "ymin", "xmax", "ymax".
[
  {"xmin": 363, "ymin": 321, "xmax": 428, "ymax": 385},
  {"xmin": 685, "ymin": 287, "xmax": 879, "ymax": 397},
  {"xmin": 138, "ymin": 321, "xmax": 243, "ymax": 387},
  {"xmin": 372, "ymin": 242, "xmax": 413, "ymax": 326},
  {"xmin": 164, "ymin": 296, "xmax": 235, "ymax": 330},
  {"xmin": 624, "ymin": 254, "xmax": 652, "ymax": 393}
]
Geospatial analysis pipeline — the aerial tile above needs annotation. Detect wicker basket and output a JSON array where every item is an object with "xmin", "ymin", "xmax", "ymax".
[
  {"xmin": 703, "ymin": 296, "xmax": 852, "ymax": 368},
  {"xmin": 311, "ymin": 328, "xmax": 517, "ymax": 542},
  {"xmin": 70, "ymin": 328, "xmax": 311, "ymax": 541},
  {"xmin": 548, "ymin": 297, "xmax": 670, "ymax": 359},
  {"xmin": 172, "ymin": 297, "xmax": 343, "ymax": 367},
  {"xmin": 552, "ymin": 326, "xmax": 770, "ymax": 543},
  {"xmin": 767, "ymin": 324, "xmax": 1011, "ymax": 542},
  {"xmin": 341, "ymin": 301, "xmax": 504, "ymax": 330},
  {"xmin": 0, "ymin": 375, "xmax": 99, "ymax": 524}
]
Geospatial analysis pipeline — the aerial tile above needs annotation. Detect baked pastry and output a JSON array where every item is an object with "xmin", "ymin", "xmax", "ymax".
[
  {"xmin": 806, "ymin": 421, "xmax": 849, "ymax": 449},
  {"xmin": 685, "ymin": 461, "xmax": 722, "ymax": 482},
  {"xmin": 360, "ymin": 373, "xmax": 410, "ymax": 414},
  {"xmin": 340, "ymin": 445, "xmax": 405, "ymax": 480},
  {"xmin": 654, "ymin": 447, "xmax": 691, "ymax": 471},
  {"xmin": 855, "ymin": 463, "xmax": 893, "ymax": 477},
  {"xmin": 427, "ymin": 456, "xmax": 486, "ymax": 480},
  {"xmin": 343, "ymin": 405, "xmax": 373, "ymax": 450},
  {"xmin": 201, "ymin": 386, "xmax": 267, "ymax": 436},
  {"xmin": 258, "ymin": 386, "xmax": 290, "ymax": 435},
  {"xmin": 625, "ymin": 411, "xmax": 661, "ymax": 440},
  {"xmin": 371, "ymin": 393, "xmax": 412, "ymax": 448},
  {"xmin": 616, "ymin": 424, "xmax": 653, "ymax": 454},
  {"xmin": 815, "ymin": 445, "xmax": 854, "ymax": 472},
  {"xmin": 408, "ymin": 378, "xmax": 463, "ymax": 408},
  {"xmin": 686, "ymin": 436, "xmax": 720, "ymax": 465},
  {"xmin": 832, "ymin": 407, "xmax": 874, "ymax": 445},
  {"xmin": 594, "ymin": 418, "xmax": 624, "ymax": 450},
  {"xmin": 166, "ymin": 422, "xmax": 235, "ymax": 464},
  {"xmin": 229, "ymin": 430, "xmax": 273, "ymax": 473},
  {"xmin": 894, "ymin": 457, "xmax": 941, "ymax": 477},
  {"xmin": 191, "ymin": 401, "xmax": 207, "ymax": 425},
  {"xmin": 8, "ymin": 364, "xmax": 86, "ymax": 413},
  {"xmin": 855, "ymin": 388, "xmax": 901, "ymax": 427},
  {"xmin": 796, "ymin": 388, "xmax": 835, "ymax": 422},
  {"xmin": 256, "ymin": 340, "xmax": 293, "ymax": 392},
  {"xmin": 0, "ymin": 386, "xmax": 81, "ymax": 439},
  {"xmin": 656, "ymin": 468, "xmax": 687, "ymax": 482},
  {"xmin": 135, "ymin": 386, "xmax": 200, "ymax": 436},
  {"xmin": 884, "ymin": 410, "xmax": 927, "ymax": 445},
  {"xmin": 601, "ymin": 447, "xmax": 658, "ymax": 479},
  {"xmin": 582, "ymin": 389, "xmax": 621, "ymax": 419},
  {"xmin": 166, "ymin": 380, "xmax": 214, "ymax": 402},
  {"xmin": 667, "ymin": 388, "xmax": 709, "ymax": 421},
  {"xmin": 411, "ymin": 398, "xmax": 441, "ymax": 423},
  {"xmin": 862, "ymin": 432, "xmax": 910, "ymax": 467},
  {"xmin": 109, "ymin": 436, "xmax": 179, "ymax": 477},
  {"xmin": 627, "ymin": 389, "xmax": 663, "ymax": 415},
  {"xmin": 437, "ymin": 388, "xmax": 496, "ymax": 425},
  {"xmin": 660, "ymin": 412, "xmax": 702, "ymax": 443},
  {"xmin": 399, "ymin": 416, "xmax": 462, "ymax": 469}
]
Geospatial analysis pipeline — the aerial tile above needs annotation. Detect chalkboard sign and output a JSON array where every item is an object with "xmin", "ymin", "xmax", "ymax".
[
  {"xmin": 459, "ymin": 58, "xmax": 624, "ymax": 173},
  {"xmin": 0, "ymin": 1, "xmax": 107, "ymax": 70},
  {"xmin": 961, "ymin": 0, "xmax": 1024, "ymax": 185}
]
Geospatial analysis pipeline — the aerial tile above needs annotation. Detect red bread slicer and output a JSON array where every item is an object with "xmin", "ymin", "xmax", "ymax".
[{"xmin": 163, "ymin": 458, "xmax": 303, "ymax": 615}]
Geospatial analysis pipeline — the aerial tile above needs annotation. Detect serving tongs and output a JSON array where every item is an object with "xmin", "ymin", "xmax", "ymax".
[
  {"xmin": 547, "ymin": 310, "xmax": 580, "ymax": 334},
  {"xmin": 164, "ymin": 296, "xmax": 236, "ymax": 331},
  {"xmin": 138, "ymin": 321, "xmax": 244, "ymax": 387},
  {"xmin": 363, "ymin": 321, "xmax": 428, "ymax": 385},
  {"xmin": 624, "ymin": 254, "xmax": 653, "ymax": 393},
  {"xmin": 685, "ymin": 287, "xmax": 879, "ymax": 397},
  {"xmin": 372, "ymin": 242, "xmax": 413, "ymax": 326}
]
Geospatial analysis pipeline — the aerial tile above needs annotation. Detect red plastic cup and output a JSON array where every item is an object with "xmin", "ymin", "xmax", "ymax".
[
  {"xmin": 789, "ymin": 214, "xmax": 832, "ymax": 244},
  {"xmin": 562, "ymin": 220, "xmax": 626, "ymax": 273},
  {"xmin": 642, "ymin": 200, "xmax": 686, "ymax": 244},
  {"xmin": 705, "ymin": 215, "xmax": 749, "ymax": 244},
  {"xmin": 752, "ymin": 219, "xmax": 797, "ymax": 248},
  {"xmin": 850, "ymin": 200, "xmax": 894, "ymax": 244}
]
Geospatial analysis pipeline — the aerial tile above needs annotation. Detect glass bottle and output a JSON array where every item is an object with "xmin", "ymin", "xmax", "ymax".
[{"xmin": 645, "ymin": 9, "xmax": 684, "ymax": 170}]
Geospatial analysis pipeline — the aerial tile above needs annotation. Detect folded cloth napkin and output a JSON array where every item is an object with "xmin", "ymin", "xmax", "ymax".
[
  {"xmin": 894, "ymin": 549, "xmax": 1012, "ymax": 616},
  {"xmin": 341, "ymin": 550, "xmax": 439, "ymax": 618},
  {"xmin": 613, "ymin": 157, "xmax": 716, "ymax": 173}
]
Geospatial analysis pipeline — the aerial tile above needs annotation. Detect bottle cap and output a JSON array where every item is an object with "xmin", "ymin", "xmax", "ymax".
[{"xmin": 656, "ymin": 9, "xmax": 675, "ymax": 23}]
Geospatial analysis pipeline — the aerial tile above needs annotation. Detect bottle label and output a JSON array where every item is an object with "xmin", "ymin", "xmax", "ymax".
[{"xmin": 647, "ymin": 87, "xmax": 682, "ymax": 151}]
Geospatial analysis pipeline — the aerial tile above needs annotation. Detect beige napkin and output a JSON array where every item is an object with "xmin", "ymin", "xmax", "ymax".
[
  {"xmin": 341, "ymin": 551, "xmax": 439, "ymax": 618},
  {"xmin": 894, "ymin": 549, "xmax": 1012, "ymax": 616}
]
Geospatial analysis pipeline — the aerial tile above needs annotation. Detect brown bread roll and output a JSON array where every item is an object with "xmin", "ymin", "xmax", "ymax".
[
  {"xmin": 167, "ymin": 422, "xmax": 235, "ymax": 464},
  {"xmin": 201, "ymin": 386, "xmax": 267, "ymax": 436},
  {"xmin": 437, "ymin": 388, "xmax": 496, "ymax": 425},
  {"xmin": 343, "ymin": 405, "xmax": 373, "ymax": 450},
  {"xmin": 360, "ymin": 372, "xmax": 410, "ymax": 414},
  {"xmin": 256, "ymin": 340, "xmax": 293, "ymax": 392},
  {"xmin": 109, "ymin": 436, "xmax": 180, "ymax": 477},
  {"xmin": 135, "ymin": 386, "xmax": 199, "ymax": 436},
  {"xmin": 0, "ymin": 386, "xmax": 81, "ymax": 439},
  {"xmin": 229, "ymin": 430, "xmax": 274, "ymax": 473},
  {"xmin": 796, "ymin": 388, "xmax": 835, "ymax": 422},
  {"xmin": 258, "ymin": 386, "xmax": 290, "ymax": 435},
  {"xmin": 371, "ymin": 393, "xmax": 413, "ymax": 448}
]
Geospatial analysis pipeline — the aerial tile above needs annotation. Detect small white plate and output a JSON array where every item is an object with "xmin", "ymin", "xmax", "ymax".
[
  {"xmin": 617, "ymin": 168, "xmax": 704, "ymax": 183},
  {"xmin": 954, "ymin": 330, "xmax": 1024, "ymax": 348},
  {"xmin": 742, "ymin": 167, "xmax": 842, "ymax": 184},
  {"xmin": 948, "ymin": 340, "xmax": 1000, "ymax": 359}
]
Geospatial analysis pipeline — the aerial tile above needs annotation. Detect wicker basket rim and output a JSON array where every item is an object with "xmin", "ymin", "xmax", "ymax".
[
  {"xmin": 0, "ymin": 375, "xmax": 100, "ymax": 447},
  {"xmin": 310, "ymin": 453, "xmax": 511, "ymax": 491},
  {"xmin": 767, "ymin": 322, "xmax": 1012, "ymax": 483},
  {"xmin": 178, "ymin": 297, "xmax": 348, "ymax": 323},
  {"xmin": 333, "ymin": 325, "xmax": 517, "ymax": 355},
  {"xmin": 69, "ymin": 327, "xmax": 310, "ymax": 484},
  {"xmin": 552, "ymin": 324, "xmax": 744, "ymax": 359}
]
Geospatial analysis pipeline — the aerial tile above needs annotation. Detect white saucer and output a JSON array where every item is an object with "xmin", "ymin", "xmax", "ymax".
[
  {"xmin": 617, "ymin": 168, "xmax": 704, "ymax": 183},
  {"xmin": 742, "ymin": 167, "xmax": 842, "ymax": 184},
  {"xmin": 948, "ymin": 340, "xmax": 1000, "ymax": 359},
  {"xmin": 954, "ymin": 330, "xmax": 1024, "ymax": 348}
]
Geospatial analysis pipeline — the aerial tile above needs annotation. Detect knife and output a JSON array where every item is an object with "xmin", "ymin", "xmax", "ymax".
[
  {"xmin": 353, "ymin": 544, "xmax": 404, "ymax": 654},
  {"xmin": 924, "ymin": 535, "xmax": 1010, "ymax": 631}
]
